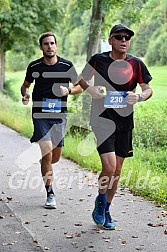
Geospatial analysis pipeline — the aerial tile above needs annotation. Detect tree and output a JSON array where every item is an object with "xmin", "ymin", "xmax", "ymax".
[
  {"xmin": 55, "ymin": 0, "xmax": 90, "ymax": 60},
  {"xmin": 77, "ymin": 0, "xmax": 141, "ymax": 61},
  {"xmin": 0, "ymin": 0, "xmax": 10, "ymax": 91},
  {"xmin": 145, "ymin": 29, "xmax": 167, "ymax": 65},
  {"xmin": 0, "ymin": 0, "xmax": 61, "ymax": 91},
  {"xmin": 130, "ymin": 0, "xmax": 167, "ymax": 63},
  {"xmin": 86, "ymin": 0, "xmax": 103, "ymax": 61}
]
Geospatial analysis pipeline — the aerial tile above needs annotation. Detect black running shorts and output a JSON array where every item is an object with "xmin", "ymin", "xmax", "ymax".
[{"xmin": 92, "ymin": 126, "xmax": 133, "ymax": 157}]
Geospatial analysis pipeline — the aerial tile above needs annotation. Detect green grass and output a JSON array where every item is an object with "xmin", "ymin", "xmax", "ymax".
[
  {"xmin": 149, "ymin": 65, "xmax": 167, "ymax": 101},
  {"xmin": 134, "ymin": 65, "xmax": 167, "ymax": 102},
  {"xmin": 0, "ymin": 94, "xmax": 33, "ymax": 138},
  {"xmin": 63, "ymin": 133, "xmax": 101, "ymax": 170},
  {"xmin": 4, "ymin": 70, "xmax": 33, "ymax": 101},
  {"xmin": 122, "ymin": 148, "xmax": 167, "ymax": 204},
  {"xmin": 0, "ymin": 65, "xmax": 167, "ymax": 207}
]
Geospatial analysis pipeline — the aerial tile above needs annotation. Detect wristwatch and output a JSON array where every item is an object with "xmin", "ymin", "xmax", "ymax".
[{"xmin": 137, "ymin": 94, "xmax": 143, "ymax": 102}]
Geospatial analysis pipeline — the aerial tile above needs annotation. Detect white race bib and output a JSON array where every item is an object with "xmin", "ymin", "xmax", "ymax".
[
  {"xmin": 42, "ymin": 98, "xmax": 61, "ymax": 113},
  {"xmin": 104, "ymin": 91, "xmax": 127, "ymax": 108}
]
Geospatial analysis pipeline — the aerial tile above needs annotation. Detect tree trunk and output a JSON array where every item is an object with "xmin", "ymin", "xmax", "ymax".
[
  {"xmin": 86, "ymin": 0, "xmax": 103, "ymax": 61},
  {"xmin": 0, "ymin": 50, "xmax": 5, "ymax": 92},
  {"xmin": 82, "ymin": 0, "xmax": 103, "ymax": 130}
]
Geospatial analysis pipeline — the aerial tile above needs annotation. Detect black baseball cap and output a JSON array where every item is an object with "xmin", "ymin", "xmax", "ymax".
[{"xmin": 109, "ymin": 24, "xmax": 134, "ymax": 37}]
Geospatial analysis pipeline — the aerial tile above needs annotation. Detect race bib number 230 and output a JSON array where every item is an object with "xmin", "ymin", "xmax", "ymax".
[{"xmin": 104, "ymin": 91, "xmax": 127, "ymax": 108}]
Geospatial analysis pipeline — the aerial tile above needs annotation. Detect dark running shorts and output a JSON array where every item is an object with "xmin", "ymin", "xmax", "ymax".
[
  {"xmin": 92, "ymin": 126, "xmax": 133, "ymax": 158},
  {"xmin": 30, "ymin": 118, "xmax": 66, "ymax": 147}
]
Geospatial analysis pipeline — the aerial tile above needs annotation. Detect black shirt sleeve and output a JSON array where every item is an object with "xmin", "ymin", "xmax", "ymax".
[
  {"xmin": 138, "ymin": 59, "xmax": 152, "ymax": 84},
  {"xmin": 82, "ymin": 55, "xmax": 97, "ymax": 81},
  {"xmin": 25, "ymin": 63, "xmax": 34, "ymax": 84}
]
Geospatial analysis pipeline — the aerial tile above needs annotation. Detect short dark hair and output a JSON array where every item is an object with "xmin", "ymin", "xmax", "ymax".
[{"xmin": 39, "ymin": 32, "xmax": 57, "ymax": 46}]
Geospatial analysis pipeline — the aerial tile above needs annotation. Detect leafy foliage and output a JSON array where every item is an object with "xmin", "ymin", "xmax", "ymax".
[
  {"xmin": 55, "ymin": 0, "xmax": 91, "ymax": 60},
  {"xmin": 0, "ymin": 0, "xmax": 62, "ymax": 54},
  {"xmin": 77, "ymin": 0, "xmax": 92, "ymax": 9},
  {"xmin": 145, "ymin": 31, "xmax": 167, "ymax": 65},
  {"xmin": 133, "ymin": 102, "xmax": 167, "ymax": 149},
  {"xmin": 0, "ymin": 0, "xmax": 9, "ymax": 12},
  {"xmin": 130, "ymin": 0, "xmax": 167, "ymax": 65}
]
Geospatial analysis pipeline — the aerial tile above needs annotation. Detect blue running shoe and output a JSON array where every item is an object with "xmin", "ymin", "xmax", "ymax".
[
  {"xmin": 92, "ymin": 197, "xmax": 106, "ymax": 226},
  {"xmin": 103, "ymin": 211, "xmax": 116, "ymax": 230}
]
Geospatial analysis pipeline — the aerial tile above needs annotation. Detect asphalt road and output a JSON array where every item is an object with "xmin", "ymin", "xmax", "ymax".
[{"xmin": 0, "ymin": 123, "xmax": 167, "ymax": 252}]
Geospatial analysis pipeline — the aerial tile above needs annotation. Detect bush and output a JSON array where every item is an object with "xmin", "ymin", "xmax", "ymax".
[
  {"xmin": 133, "ymin": 101, "xmax": 167, "ymax": 149},
  {"xmin": 3, "ymin": 78, "xmax": 19, "ymax": 101},
  {"xmin": 6, "ymin": 49, "xmax": 41, "ymax": 72},
  {"xmin": 130, "ymin": 21, "xmax": 160, "ymax": 57},
  {"xmin": 6, "ymin": 51, "xmax": 30, "ymax": 71},
  {"xmin": 145, "ymin": 32, "xmax": 167, "ymax": 66}
]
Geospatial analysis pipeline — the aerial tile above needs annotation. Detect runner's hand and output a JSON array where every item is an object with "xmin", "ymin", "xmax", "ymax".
[
  {"xmin": 127, "ymin": 91, "xmax": 138, "ymax": 104},
  {"xmin": 60, "ymin": 85, "xmax": 69, "ymax": 96},
  {"xmin": 22, "ymin": 94, "xmax": 30, "ymax": 105},
  {"xmin": 86, "ymin": 86, "xmax": 106, "ymax": 99}
]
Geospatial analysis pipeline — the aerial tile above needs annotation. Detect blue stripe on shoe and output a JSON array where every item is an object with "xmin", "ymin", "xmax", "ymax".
[
  {"xmin": 92, "ymin": 197, "xmax": 106, "ymax": 225},
  {"xmin": 103, "ymin": 211, "xmax": 116, "ymax": 230}
]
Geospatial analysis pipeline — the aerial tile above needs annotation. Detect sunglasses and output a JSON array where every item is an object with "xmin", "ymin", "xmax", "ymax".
[{"xmin": 111, "ymin": 34, "xmax": 131, "ymax": 41}]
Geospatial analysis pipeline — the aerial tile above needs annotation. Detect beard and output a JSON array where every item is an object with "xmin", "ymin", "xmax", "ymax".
[{"xmin": 43, "ymin": 52, "xmax": 55, "ymax": 59}]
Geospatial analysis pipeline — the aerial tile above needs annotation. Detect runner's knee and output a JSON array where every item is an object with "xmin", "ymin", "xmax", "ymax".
[{"xmin": 52, "ymin": 156, "xmax": 60, "ymax": 164}]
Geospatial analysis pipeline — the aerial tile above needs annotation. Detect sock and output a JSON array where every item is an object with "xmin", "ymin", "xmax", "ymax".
[
  {"xmin": 97, "ymin": 192, "xmax": 106, "ymax": 203},
  {"xmin": 105, "ymin": 202, "xmax": 111, "ymax": 212},
  {"xmin": 45, "ymin": 185, "xmax": 54, "ymax": 196}
]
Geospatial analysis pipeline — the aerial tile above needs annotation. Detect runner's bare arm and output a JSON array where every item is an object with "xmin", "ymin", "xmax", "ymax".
[
  {"xmin": 127, "ymin": 83, "xmax": 153, "ymax": 105},
  {"xmin": 69, "ymin": 82, "xmax": 83, "ymax": 95},
  {"xmin": 21, "ymin": 80, "xmax": 31, "ymax": 105},
  {"xmin": 60, "ymin": 82, "xmax": 83, "ymax": 96},
  {"xmin": 138, "ymin": 83, "xmax": 153, "ymax": 101},
  {"xmin": 78, "ymin": 77, "xmax": 105, "ymax": 99}
]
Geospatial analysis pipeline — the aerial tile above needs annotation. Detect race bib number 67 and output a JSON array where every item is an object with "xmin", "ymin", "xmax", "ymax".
[{"xmin": 42, "ymin": 98, "xmax": 61, "ymax": 113}]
